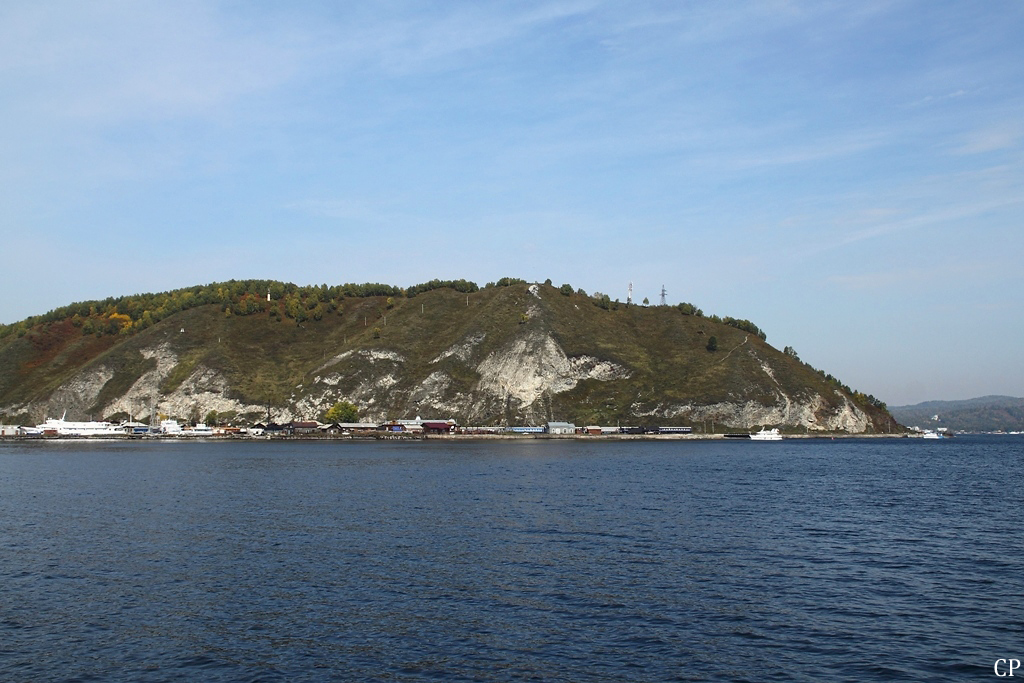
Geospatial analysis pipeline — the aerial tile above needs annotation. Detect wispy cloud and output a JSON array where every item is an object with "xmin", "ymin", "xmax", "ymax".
[
  {"xmin": 2, "ymin": 0, "xmax": 1024, "ymax": 405},
  {"xmin": 904, "ymin": 88, "xmax": 969, "ymax": 108},
  {"xmin": 303, "ymin": 1, "xmax": 599, "ymax": 76},
  {"xmin": 0, "ymin": 2, "xmax": 303, "ymax": 122},
  {"xmin": 287, "ymin": 198, "xmax": 444, "ymax": 231},
  {"xmin": 955, "ymin": 123, "xmax": 1022, "ymax": 155},
  {"xmin": 728, "ymin": 130, "xmax": 890, "ymax": 170},
  {"xmin": 792, "ymin": 195, "xmax": 1024, "ymax": 263},
  {"xmin": 827, "ymin": 262, "xmax": 990, "ymax": 291}
]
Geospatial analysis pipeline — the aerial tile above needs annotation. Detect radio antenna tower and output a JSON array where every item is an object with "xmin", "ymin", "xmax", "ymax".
[
  {"xmin": 660, "ymin": 285, "xmax": 667, "ymax": 307},
  {"xmin": 627, "ymin": 282, "xmax": 633, "ymax": 306}
]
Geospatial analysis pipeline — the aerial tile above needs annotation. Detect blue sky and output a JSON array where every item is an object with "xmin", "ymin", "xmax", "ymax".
[{"xmin": 2, "ymin": 1, "xmax": 1022, "ymax": 406}]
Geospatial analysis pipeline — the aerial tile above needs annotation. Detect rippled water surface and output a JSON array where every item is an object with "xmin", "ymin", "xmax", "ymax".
[{"xmin": 1, "ymin": 436, "xmax": 1022, "ymax": 681}]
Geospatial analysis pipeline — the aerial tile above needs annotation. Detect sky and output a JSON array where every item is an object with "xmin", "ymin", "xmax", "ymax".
[{"xmin": 1, "ymin": 1, "xmax": 1022, "ymax": 406}]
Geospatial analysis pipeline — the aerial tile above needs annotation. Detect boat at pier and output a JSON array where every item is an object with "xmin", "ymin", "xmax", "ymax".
[{"xmin": 35, "ymin": 414, "xmax": 123, "ymax": 437}]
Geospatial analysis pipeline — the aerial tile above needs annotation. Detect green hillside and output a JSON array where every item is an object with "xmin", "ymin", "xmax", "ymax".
[{"xmin": 0, "ymin": 280, "xmax": 895, "ymax": 432}]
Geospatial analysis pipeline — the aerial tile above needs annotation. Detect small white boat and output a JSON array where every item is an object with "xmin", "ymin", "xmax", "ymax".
[
  {"xmin": 750, "ymin": 427, "xmax": 782, "ymax": 441},
  {"xmin": 181, "ymin": 423, "xmax": 214, "ymax": 437},
  {"xmin": 921, "ymin": 430, "xmax": 942, "ymax": 439}
]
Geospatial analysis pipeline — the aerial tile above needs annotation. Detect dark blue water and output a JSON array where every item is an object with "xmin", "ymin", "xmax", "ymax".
[{"xmin": 1, "ymin": 436, "xmax": 1022, "ymax": 682}]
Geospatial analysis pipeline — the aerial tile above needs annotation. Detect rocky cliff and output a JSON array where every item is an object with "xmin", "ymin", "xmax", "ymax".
[{"xmin": 0, "ymin": 282, "xmax": 895, "ymax": 432}]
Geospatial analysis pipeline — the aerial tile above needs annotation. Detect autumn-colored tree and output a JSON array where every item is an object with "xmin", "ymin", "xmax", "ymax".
[{"xmin": 323, "ymin": 401, "xmax": 359, "ymax": 423}]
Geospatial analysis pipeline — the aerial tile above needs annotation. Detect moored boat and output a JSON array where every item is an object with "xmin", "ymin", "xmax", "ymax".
[
  {"xmin": 181, "ymin": 423, "xmax": 214, "ymax": 437},
  {"xmin": 750, "ymin": 427, "xmax": 782, "ymax": 441},
  {"xmin": 35, "ymin": 414, "xmax": 123, "ymax": 437},
  {"xmin": 159, "ymin": 419, "xmax": 183, "ymax": 435}
]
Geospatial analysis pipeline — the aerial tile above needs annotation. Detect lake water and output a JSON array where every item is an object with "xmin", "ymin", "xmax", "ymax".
[{"xmin": 1, "ymin": 436, "xmax": 1021, "ymax": 682}]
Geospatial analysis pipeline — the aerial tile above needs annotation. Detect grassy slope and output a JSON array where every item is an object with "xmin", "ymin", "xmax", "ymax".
[
  {"xmin": 534, "ymin": 284, "xmax": 852, "ymax": 424},
  {"xmin": 0, "ymin": 320, "xmax": 119, "ymax": 408},
  {"xmin": 0, "ymin": 283, "xmax": 893, "ymax": 429}
]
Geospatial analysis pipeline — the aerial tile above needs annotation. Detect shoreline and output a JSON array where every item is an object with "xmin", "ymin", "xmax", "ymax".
[{"xmin": 0, "ymin": 431, "xmax": 912, "ymax": 443}]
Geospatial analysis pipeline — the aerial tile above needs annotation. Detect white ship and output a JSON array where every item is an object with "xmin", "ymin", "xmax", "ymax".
[
  {"xmin": 750, "ymin": 427, "xmax": 783, "ymax": 441},
  {"xmin": 159, "ymin": 419, "xmax": 183, "ymax": 435},
  {"xmin": 36, "ymin": 413, "xmax": 123, "ymax": 437}
]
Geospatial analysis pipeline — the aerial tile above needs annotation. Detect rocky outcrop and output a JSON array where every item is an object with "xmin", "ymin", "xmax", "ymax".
[
  {"xmin": 475, "ymin": 332, "xmax": 630, "ymax": 415},
  {"xmin": 0, "ymin": 285, "xmax": 892, "ymax": 432},
  {"xmin": 297, "ymin": 331, "xmax": 633, "ymax": 424},
  {"xmin": 650, "ymin": 393, "xmax": 870, "ymax": 432},
  {"xmin": 37, "ymin": 366, "xmax": 114, "ymax": 421},
  {"xmin": 5, "ymin": 325, "xmax": 879, "ymax": 431}
]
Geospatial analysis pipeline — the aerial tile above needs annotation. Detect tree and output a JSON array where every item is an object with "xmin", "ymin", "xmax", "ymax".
[
  {"xmin": 642, "ymin": 297, "xmax": 649, "ymax": 306},
  {"xmin": 205, "ymin": 410, "xmax": 219, "ymax": 426},
  {"xmin": 722, "ymin": 316, "xmax": 767, "ymax": 341},
  {"xmin": 784, "ymin": 346, "xmax": 800, "ymax": 360},
  {"xmin": 260, "ymin": 387, "xmax": 288, "ymax": 424},
  {"xmin": 323, "ymin": 401, "xmax": 359, "ymax": 423},
  {"xmin": 677, "ymin": 302, "xmax": 702, "ymax": 316},
  {"xmin": 706, "ymin": 336, "xmax": 718, "ymax": 352},
  {"xmin": 406, "ymin": 279, "xmax": 479, "ymax": 297}
]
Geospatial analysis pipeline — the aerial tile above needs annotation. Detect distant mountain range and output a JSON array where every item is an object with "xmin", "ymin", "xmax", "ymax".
[{"xmin": 889, "ymin": 396, "xmax": 1024, "ymax": 432}]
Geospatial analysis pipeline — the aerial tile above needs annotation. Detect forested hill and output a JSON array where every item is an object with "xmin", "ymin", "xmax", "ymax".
[
  {"xmin": 890, "ymin": 396, "xmax": 1024, "ymax": 432},
  {"xmin": 0, "ymin": 279, "xmax": 895, "ymax": 432}
]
